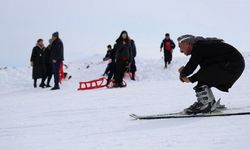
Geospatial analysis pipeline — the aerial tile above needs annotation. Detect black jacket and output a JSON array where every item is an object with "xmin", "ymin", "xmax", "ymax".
[
  {"xmin": 44, "ymin": 45, "xmax": 52, "ymax": 64},
  {"xmin": 30, "ymin": 46, "xmax": 45, "ymax": 79},
  {"xmin": 130, "ymin": 40, "xmax": 137, "ymax": 58},
  {"xmin": 103, "ymin": 49, "xmax": 116, "ymax": 63},
  {"xmin": 51, "ymin": 38, "xmax": 64, "ymax": 62},
  {"xmin": 114, "ymin": 40, "xmax": 132, "ymax": 62},
  {"xmin": 180, "ymin": 40, "xmax": 245, "ymax": 91}
]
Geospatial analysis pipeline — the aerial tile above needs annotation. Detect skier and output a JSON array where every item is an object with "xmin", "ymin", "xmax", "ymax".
[
  {"xmin": 177, "ymin": 34, "xmax": 245, "ymax": 114},
  {"xmin": 160, "ymin": 33, "xmax": 175, "ymax": 68},
  {"xmin": 30, "ymin": 39, "xmax": 46, "ymax": 88},
  {"xmin": 113, "ymin": 31, "xmax": 132, "ymax": 87},
  {"xmin": 50, "ymin": 32, "xmax": 64, "ymax": 90}
]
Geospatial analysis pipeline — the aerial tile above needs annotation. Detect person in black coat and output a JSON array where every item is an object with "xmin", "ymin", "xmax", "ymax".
[
  {"xmin": 129, "ymin": 39, "xmax": 137, "ymax": 80},
  {"xmin": 103, "ymin": 45, "xmax": 113, "ymax": 76},
  {"xmin": 113, "ymin": 31, "xmax": 132, "ymax": 87},
  {"xmin": 177, "ymin": 34, "xmax": 245, "ymax": 114},
  {"xmin": 160, "ymin": 33, "xmax": 175, "ymax": 68},
  {"xmin": 50, "ymin": 32, "xmax": 64, "ymax": 90},
  {"xmin": 43, "ymin": 39, "xmax": 53, "ymax": 87},
  {"xmin": 30, "ymin": 39, "xmax": 46, "ymax": 88},
  {"xmin": 102, "ymin": 44, "xmax": 116, "ymax": 86}
]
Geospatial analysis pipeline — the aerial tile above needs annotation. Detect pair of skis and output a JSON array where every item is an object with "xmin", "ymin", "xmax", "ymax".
[
  {"xmin": 130, "ymin": 100, "xmax": 250, "ymax": 120},
  {"xmin": 130, "ymin": 111, "xmax": 250, "ymax": 120}
]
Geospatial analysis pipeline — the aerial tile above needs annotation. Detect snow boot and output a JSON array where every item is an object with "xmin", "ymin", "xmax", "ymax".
[{"xmin": 185, "ymin": 85, "xmax": 216, "ymax": 114}]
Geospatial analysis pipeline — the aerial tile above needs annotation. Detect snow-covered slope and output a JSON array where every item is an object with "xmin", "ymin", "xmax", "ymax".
[{"xmin": 0, "ymin": 54, "xmax": 250, "ymax": 150}]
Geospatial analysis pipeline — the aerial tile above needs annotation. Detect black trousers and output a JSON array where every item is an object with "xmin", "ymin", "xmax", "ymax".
[
  {"xmin": 52, "ymin": 61, "xmax": 61, "ymax": 87},
  {"xmin": 164, "ymin": 51, "xmax": 172, "ymax": 64},
  {"xmin": 115, "ymin": 60, "xmax": 127, "ymax": 84},
  {"xmin": 195, "ymin": 59, "xmax": 245, "ymax": 92},
  {"xmin": 107, "ymin": 63, "xmax": 116, "ymax": 83}
]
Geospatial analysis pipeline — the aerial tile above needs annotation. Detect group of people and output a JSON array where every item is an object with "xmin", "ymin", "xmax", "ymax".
[
  {"xmin": 30, "ymin": 30, "xmax": 246, "ymax": 114},
  {"xmin": 103, "ymin": 32, "xmax": 245, "ymax": 114},
  {"xmin": 30, "ymin": 32, "xmax": 64, "ymax": 90},
  {"xmin": 102, "ymin": 31, "xmax": 137, "ymax": 87}
]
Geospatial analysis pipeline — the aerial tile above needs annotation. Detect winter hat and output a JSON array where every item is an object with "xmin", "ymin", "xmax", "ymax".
[{"xmin": 52, "ymin": 32, "xmax": 59, "ymax": 37}]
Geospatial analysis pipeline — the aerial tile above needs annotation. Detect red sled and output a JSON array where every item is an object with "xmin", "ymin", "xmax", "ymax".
[
  {"xmin": 78, "ymin": 77, "xmax": 127, "ymax": 90},
  {"xmin": 78, "ymin": 77, "xmax": 107, "ymax": 90}
]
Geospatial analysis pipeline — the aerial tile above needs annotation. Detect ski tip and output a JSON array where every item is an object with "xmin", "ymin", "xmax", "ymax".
[{"xmin": 129, "ymin": 113, "xmax": 139, "ymax": 119}]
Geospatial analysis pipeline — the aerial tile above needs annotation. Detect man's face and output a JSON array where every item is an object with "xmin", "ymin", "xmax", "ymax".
[
  {"xmin": 165, "ymin": 36, "xmax": 170, "ymax": 40},
  {"xmin": 179, "ymin": 42, "xmax": 192, "ymax": 56}
]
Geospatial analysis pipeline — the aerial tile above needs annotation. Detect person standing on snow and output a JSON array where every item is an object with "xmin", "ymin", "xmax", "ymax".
[
  {"xmin": 103, "ymin": 45, "xmax": 113, "ymax": 76},
  {"xmin": 50, "ymin": 32, "xmax": 64, "ymax": 90},
  {"xmin": 160, "ymin": 33, "xmax": 175, "ymax": 68},
  {"xmin": 43, "ymin": 39, "xmax": 53, "ymax": 88},
  {"xmin": 30, "ymin": 39, "xmax": 46, "ymax": 88},
  {"xmin": 177, "ymin": 34, "xmax": 245, "ymax": 114},
  {"xmin": 102, "ymin": 44, "xmax": 116, "ymax": 86},
  {"xmin": 129, "ymin": 39, "xmax": 137, "ymax": 80},
  {"xmin": 113, "ymin": 31, "xmax": 132, "ymax": 88}
]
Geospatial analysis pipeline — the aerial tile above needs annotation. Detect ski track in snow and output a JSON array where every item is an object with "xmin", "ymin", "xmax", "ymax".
[{"xmin": 0, "ymin": 54, "xmax": 250, "ymax": 150}]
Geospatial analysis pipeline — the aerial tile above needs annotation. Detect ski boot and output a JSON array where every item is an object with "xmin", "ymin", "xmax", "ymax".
[{"xmin": 185, "ymin": 85, "xmax": 217, "ymax": 115}]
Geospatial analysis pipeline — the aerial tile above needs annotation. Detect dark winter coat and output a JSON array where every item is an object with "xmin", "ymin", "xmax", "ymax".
[
  {"xmin": 44, "ymin": 45, "xmax": 52, "ymax": 64},
  {"xmin": 180, "ymin": 40, "xmax": 245, "ymax": 92},
  {"xmin": 30, "ymin": 46, "xmax": 45, "ymax": 79},
  {"xmin": 114, "ymin": 40, "xmax": 132, "ymax": 62},
  {"xmin": 160, "ymin": 39, "xmax": 175, "ymax": 53},
  {"xmin": 130, "ymin": 40, "xmax": 137, "ymax": 72},
  {"xmin": 44, "ymin": 45, "xmax": 52, "ymax": 76},
  {"xmin": 103, "ymin": 49, "xmax": 112, "ymax": 61},
  {"xmin": 51, "ymin": 38, "xmax": 64, "ymax": 62}
]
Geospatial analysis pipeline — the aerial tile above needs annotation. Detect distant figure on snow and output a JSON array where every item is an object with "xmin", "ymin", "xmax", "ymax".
[
  {"xmin": 30, "ymin": 39, "xmax": 46, "ymax": 88},
  {"xmin": 160, "ymin": 33, "xmax": 175, "ymax": 68},
  {"xmin": 50, "ymin": 32, "xmax": 64, "ymax": 90},
  {"xmin": 177, "ymin": 34, "xmax": 245, "ymax": 114},
  {"xmin": 43, "ymin": 39, "xmax": 53, "ymax": 87},
  {"xmin": 103, "ymin": 45, "xmax": 113, "ymax": 76},
  {"xmin": 113, "ymin": 31, "xmax": 132, "ymax": 88},
  {"xmin": 129, "ymin": 38, "xmax": 137, "ymax": 80},
  {"xmin": 102, "ymin": 44, "xmax": 116, "ymax": 86}
]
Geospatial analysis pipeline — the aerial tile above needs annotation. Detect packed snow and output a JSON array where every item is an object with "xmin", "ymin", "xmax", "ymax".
[{"xmin": 0, "ymin": 52, "xmax": 250, "ymax": 150}]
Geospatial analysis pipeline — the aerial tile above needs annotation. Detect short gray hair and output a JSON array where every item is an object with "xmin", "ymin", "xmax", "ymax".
[{"xmin": 177, "ymin": 34, "xmax": 206, "ymax": 44}]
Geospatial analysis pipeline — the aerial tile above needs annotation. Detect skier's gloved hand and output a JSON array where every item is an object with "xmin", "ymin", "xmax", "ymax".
[
  {"xmin": 179, "ymin": 76, "xmax": 184, "ymax": 82},
  {"xmin": 178, "ymin": 66, "xmax": 185, "ymax": 73}
]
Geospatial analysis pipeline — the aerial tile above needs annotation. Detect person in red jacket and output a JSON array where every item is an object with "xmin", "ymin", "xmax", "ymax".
[{"xmin": 160, "ymin": 33, "xmax": 176, "ymax": 68}]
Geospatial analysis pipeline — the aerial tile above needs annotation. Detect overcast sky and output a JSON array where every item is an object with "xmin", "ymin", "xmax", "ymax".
[{"xmin": 0, "ymin": 0, "xmax": 249, "ymax": 67}]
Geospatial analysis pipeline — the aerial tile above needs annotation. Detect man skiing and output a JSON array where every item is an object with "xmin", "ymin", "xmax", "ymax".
[
  {"xmin": 160, "ymin": 33, "xmax": 175, "ymax": 68},
  {"xmin": 177, "ymin": 34, "xmax": 245, "ymax": 114}
]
